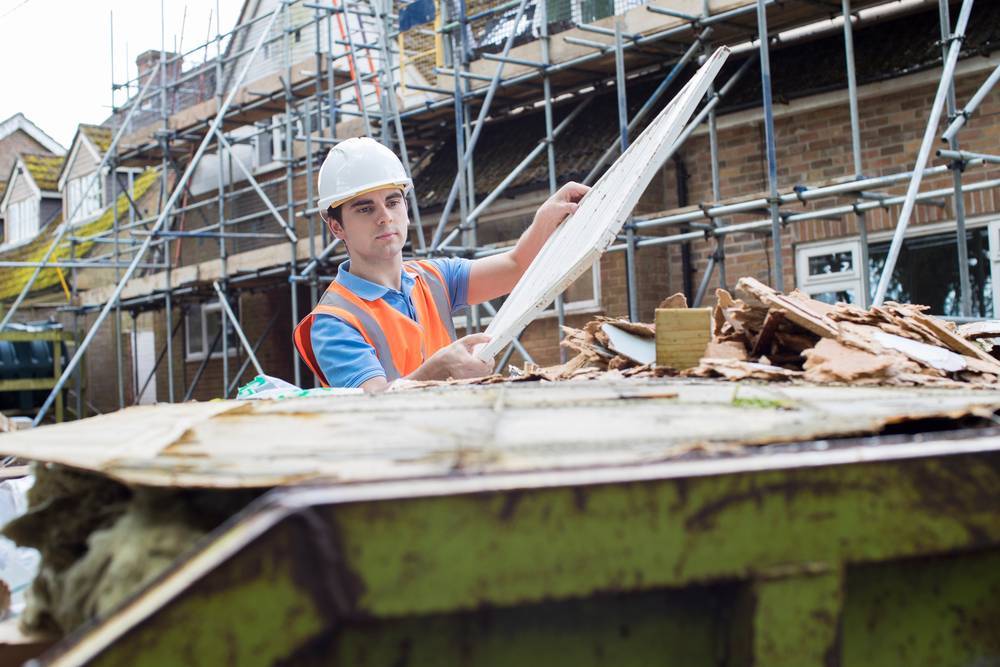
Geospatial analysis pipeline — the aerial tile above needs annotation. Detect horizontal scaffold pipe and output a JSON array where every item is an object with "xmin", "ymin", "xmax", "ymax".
[
  {"xmin": 609, "ymin": 176, "xmax": 1000, "ymax": 252},
  {"xmin": 633, "ymin": 159, "xmax": 987, "ymax": 230}
]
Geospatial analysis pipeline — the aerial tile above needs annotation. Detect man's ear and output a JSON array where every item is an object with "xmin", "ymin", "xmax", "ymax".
[{"xmin": 324, "ymin": 213, "xmax": 346, "ymax": 241}]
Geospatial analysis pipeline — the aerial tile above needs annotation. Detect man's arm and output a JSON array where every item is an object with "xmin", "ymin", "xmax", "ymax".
[
  {"xmin": 361, "ymin": 333, "xmax": 492, "ymax": 392},
  {"xmin": 467, "ymin": 182, "xmax": 590, "ymax": 305}
]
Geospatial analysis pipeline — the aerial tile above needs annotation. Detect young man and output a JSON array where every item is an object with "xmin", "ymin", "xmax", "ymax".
[{"xmin": 294, "ymin": 137, "xmax": 588, "ymax": 390}]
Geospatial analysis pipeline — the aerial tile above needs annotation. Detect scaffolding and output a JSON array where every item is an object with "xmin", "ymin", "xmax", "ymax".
[{"xmin": 2, "ymin": 0, "xmax": 998, "ymax": 424}]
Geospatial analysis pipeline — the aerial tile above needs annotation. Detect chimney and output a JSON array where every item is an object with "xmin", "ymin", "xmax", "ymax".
[{"xmin": 135, "ymin": 49, "xmax": 183, "ymax": 89}]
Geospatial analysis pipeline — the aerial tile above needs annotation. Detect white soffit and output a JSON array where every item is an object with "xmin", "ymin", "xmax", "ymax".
[{"xmin": 476, "ymin": 46, "xmax": 731, "ymax": 361}]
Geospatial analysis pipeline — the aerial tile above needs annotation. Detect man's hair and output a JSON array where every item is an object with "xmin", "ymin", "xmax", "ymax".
[{"xmin": 325, "ymin": 205, "xmax": 342, "ymax": 224}]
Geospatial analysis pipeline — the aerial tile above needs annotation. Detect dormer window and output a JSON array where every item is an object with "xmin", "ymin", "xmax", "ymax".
[
  {"xmin": 5, "ymin": 198, "xmax": 39, "ymax": 245},
  {"xmin": 66, "ymin": 173, "xmax": 102, "ymax": 223}
]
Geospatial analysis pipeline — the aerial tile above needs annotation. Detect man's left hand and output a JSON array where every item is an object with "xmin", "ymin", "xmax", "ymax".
[{"xmin": 533, "ymin": 181, "xmax": 590, "ymax": 237}]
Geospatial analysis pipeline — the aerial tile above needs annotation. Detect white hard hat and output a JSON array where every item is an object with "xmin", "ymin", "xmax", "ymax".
[{"xmin": 317, "ymin": 137, "xmax": 412, "ymax": 211}]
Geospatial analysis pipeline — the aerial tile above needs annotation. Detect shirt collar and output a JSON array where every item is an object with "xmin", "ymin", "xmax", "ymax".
[{"xmin": 335, "ymin": 260, "xmax": 415, "ymax": 302}]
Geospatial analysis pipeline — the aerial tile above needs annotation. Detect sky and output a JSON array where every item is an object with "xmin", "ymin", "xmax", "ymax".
[{"xmin": 0, "ymin": 0, "xmax": 245, "ymax": 150}]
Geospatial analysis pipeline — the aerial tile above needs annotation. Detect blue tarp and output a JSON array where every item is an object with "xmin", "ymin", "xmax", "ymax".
[{"xmin": 399, "ymin": 0, "xmax": 436, "ymax": 31}]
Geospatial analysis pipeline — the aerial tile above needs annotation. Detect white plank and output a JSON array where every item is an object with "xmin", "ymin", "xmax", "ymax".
[{"xmin": 476, "ymin": 46, "xmax": 731, "ymax": 361}]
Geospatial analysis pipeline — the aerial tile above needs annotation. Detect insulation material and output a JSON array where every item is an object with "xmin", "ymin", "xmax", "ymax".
[
  {"xmin": 2, "ymin": 465, "xmax": 259, "ymax": 637},
  {"xmin": 476, "ymin": 47, "xmax": 731, "ymax": 361}
]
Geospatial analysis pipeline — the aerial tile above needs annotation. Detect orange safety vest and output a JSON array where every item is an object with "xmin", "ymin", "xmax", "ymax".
[{"xmin": 293, "ymin": 260, "xmax": 458, "ymax": 386}]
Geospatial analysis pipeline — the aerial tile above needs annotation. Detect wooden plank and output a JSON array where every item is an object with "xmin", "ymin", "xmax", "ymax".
[
  {"xmin": 0, "ymin": 378, "xmax": 58, "ymax": 391},
  {"xmin": 0, "ymin": 330, "xmax": 72, "ymax": 342},
  {"xmin": 477, "ymin": 47, "xmax": 731, "ymax": 361},
  {"xmin": 915, "ymin": 314, "xmax": 1000, "ymax": 373},
  {"xmin": 656, "ymin": 308, "xmax": 712, "ymax": 370}
]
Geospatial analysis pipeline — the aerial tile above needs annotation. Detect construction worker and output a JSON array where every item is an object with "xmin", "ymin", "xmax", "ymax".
[{"xmin": 294, "ymin": 137, "xmax": 588, "ymax": 390}]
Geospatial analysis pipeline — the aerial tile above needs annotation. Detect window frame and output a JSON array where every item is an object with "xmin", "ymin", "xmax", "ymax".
[
  {"xmin": 454, "ymin": 259, "xmax": 603, "ymax": 329},
  {"xmin": 65, "ymin": 171, "xmax": 104, "ymax": 225},
  {"xmin": 795, "ymin": 238, "xmax": 863, "ymax": 305},
  {"xmin": 185, "ymin": 301, "xmax": 240, "ymax": 362},
  {"xmin": 795, "ymin": 217, "xmax": 999, "ymax": 316},
  {"xmin": 4, "ymin": 198, "xmax": 39, "ymax": 246}
]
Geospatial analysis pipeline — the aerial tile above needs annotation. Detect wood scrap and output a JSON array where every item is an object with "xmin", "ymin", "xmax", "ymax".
[
  {"xmin": 913, "ymin": 313, "xmax": 1000, "ymax": 373},
  {"xmin": 957, "ymin": 320, "xmax": 1000, "ymax": 340},
  {"xmin": 389, "ymin": 286, "xmax": 1000, "ymax": 390},
  {"xmin": 658, "ymin": 292, "xmax": 688, "ymax": 309},
  {"xmin": 736, "ymin": 277, "xmax": 838, "ymax": 338},
  {"xmin": 750, "ymin": 311, "xmax": 785, "ymax": 357},
  {"xmin": 802, "ymin": 339, "xmax": 919, "ymax": 384},
  {"xmin": 684, "ymin": 359, "xmax": 803, "ymax": 381},
  {"xmin": 703, "ymin": 340, "xmax": 749, "ymax": 361}
]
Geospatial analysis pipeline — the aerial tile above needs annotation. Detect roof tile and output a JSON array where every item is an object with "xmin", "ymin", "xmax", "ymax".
[
  {"xmin": 79, "ymin": 124, "xmax": 112, "ymax": 154},
  {"xmin": 21, "ymin": 153, "xmax": 65, "ymax": 192}
]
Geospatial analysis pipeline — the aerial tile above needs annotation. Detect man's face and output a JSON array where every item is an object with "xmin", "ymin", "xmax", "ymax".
[{"xmin": 327, "ymin": 187, "xmax": 408, "ymax": 262}]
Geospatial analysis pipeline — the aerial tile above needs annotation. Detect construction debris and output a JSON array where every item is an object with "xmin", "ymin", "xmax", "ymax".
[
  {"xmin": 684, "ymin": 277, "xmax": 1000, "ymax": 387},
  {"xmin": 423, "ymin": 278, "xmax": 1000, "ymax": 389}
]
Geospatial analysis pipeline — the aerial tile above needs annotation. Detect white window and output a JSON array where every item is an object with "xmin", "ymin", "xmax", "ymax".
[
  {"xmin": 66, "ymin": 173, "xmax": 103, "ymax": 223},
  {"xmin": 795, "ymin": 239, "xmax": 864, "ymax": 306},
  {"xmin": 253, "ymin": 115, "xmax": 286, "ymax": 171},
  {"xmin": 796, "ymin": 219, "xmax": 998, "ymax": 317},
  {"xmin": 185, "ymin": 302, "xmax": 239, "ymax": 361},
  {"xmin": 4, "ymin": 198, "xmax": 39, "ymax": 245}
]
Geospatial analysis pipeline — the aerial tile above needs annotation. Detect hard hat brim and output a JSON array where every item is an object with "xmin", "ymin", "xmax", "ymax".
[{"xmin": 317, "ymin": 179, "xmax": 413, "ymax": 212}]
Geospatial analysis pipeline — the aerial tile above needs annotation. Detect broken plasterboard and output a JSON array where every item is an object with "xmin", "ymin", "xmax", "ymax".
[
  {"xmin": 475, "ymin": 46, "xmax": 731, "ymax": 361},
  {"xmin": 601, "ymin": 323, "xmax": 656, "ymax": 365}
]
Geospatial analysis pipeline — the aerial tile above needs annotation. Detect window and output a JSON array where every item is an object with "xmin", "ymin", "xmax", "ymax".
[
  {"xmin": 4, "ymin": 198, "xmax": 39, "ymax": 245},
  {"xmin": 253, "ymin": 115, "xmax": 286, "ymax": 170},
  {"xmin": 66, "ymin": 173, "xmax": 103, "ymax": 223},
  {"xmin": 796, "ymin": 223, "xmax": 996, "ymax": 317},
  {"xmin": 868, "ymin": 227, "xmax": 992, "ymax": 318},
  {"xmin": 185, "ymin": 302, "xmax": 239, "ymax": 361},
  {"xmin": 795, "ymin": 239, "xmax": 863, "ymax": 306}
]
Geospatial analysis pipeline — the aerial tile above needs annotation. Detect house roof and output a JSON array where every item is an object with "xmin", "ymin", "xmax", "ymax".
[
  {"xmin": 0, "ymin": 168, "xmax": 160, "ymax": 301},
  {"xmin": 0, "ymin": 113, "xmax": 65, "ymax": 155},
  {"xmin": 21, "ymin": 153, "xmax": 65, "ymax": 193},
  {"xmin": 79, "ymin": 124, "xmax": 112, "ymax": 154},
  {"xmin": 413, "ymin": 3, "xmax": 1000, "ymax": 209},
  {"xmin": 56, "ymin": 124, "xmax": 114, "ymax": 189}
]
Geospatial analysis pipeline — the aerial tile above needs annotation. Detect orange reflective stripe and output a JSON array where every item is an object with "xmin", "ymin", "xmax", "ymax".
[
  {"xmin": 292, "ymin": 319, "xmax": 327, "ymax": 386},
  {"xmin": 314, "ymin": 294, "xmax": 402, "ymax": 381},
  {"xmin": 406, "ymin": 260, "xmax": 457, "ymax": 341}
]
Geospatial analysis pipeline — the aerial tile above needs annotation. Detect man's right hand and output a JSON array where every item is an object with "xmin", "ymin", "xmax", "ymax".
[{"xmin": 410, "ymin": 333, "xmax": 493, "ymax": 381}]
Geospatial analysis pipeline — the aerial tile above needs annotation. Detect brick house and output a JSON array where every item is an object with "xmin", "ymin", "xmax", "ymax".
[{"xmin": 4, "ymin": 0, "xmax": 1000, "ymax": 416}]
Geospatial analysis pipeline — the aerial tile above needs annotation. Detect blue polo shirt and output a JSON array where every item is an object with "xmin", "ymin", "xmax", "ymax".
[{"xmin": 310, "ymin": 258, "xmax": 473, "ymax": 387}]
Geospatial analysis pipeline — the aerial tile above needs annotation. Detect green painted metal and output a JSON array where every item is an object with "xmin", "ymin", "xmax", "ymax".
[
  {"xmin": 87, "ymin": 523, "xmax": 327, "ymax": 667},
  {"xmin": 47, "ymin": 448, "xmax": 1000, "ymax": 666},
  {"xmin": 744, "ymin": 569, "xmax": 844, "ymax": 667},
  {"xmin": 843, "ymin": 550, "xmax": 1000, "ymax": 667},
  {"xmin": 330, "ymin": 456, "xmax": 999, "ymax": 617}
]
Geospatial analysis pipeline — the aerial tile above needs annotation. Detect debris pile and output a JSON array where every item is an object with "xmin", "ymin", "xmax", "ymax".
[
  {"xmin": 392, "ymin": 278, "xmax": 1000, "ymax": 389},
  {"xmin": 687, "ymin": 277, "xmax": 1000, "ymax": 386}
]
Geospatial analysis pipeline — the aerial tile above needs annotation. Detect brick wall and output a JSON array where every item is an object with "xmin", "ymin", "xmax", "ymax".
[{"xmin": 647, "ymin": 66, "xmax": 1000, "ymax": 309}]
